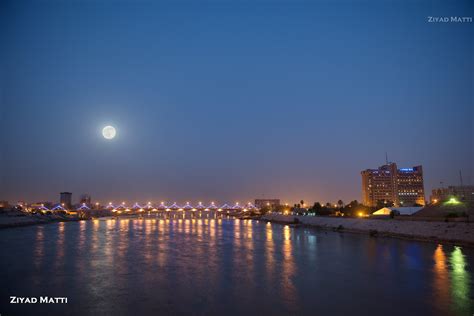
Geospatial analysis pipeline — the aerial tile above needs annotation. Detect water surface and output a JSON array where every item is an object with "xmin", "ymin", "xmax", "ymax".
[{"xmin": 0, "ymin": 218, "xmax": 473, "ymax": 315}]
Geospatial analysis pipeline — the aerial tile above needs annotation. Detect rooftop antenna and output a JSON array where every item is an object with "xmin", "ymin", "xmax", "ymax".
[
  {"xmin": 459, "ymin": 170, "xmax": 464, "ymax": 187},
  {"xmin": 385, "ymin": 152, "xmax": 389, "ymax": 165}
]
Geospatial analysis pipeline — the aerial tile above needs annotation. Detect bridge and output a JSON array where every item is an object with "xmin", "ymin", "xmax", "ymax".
[
  {"xmin": 106, "ymin": 201, "xmax": 258, "ymax": 213},
  {"xmin": 28, "ymin": 201, "xmax": 259, "ymax": 213}
]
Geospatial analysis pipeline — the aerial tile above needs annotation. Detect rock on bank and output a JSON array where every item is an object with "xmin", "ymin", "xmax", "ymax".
[{"xmin": 262, "ymin": 213, "xmax": 474, "ymax": 246}]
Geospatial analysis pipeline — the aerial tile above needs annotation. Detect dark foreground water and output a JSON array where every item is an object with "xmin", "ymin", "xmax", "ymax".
[{"xmin": 0, "ymin": 218, "xmax": 473, "ymax": 315}]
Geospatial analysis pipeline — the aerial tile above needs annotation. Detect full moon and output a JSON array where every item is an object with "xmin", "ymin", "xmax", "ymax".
[{"xmin": 102, "ymin": 126, "xmax": 116, "ymax": 139}]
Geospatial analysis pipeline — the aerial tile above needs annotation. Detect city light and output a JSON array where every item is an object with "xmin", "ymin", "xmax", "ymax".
[
  {"xmin": 446, "ymin": 197, "xmax": 461, "ymax": 205},
  {"xmin": 2, "ymin": 2, "xmax": 472, "ymax": 315}
]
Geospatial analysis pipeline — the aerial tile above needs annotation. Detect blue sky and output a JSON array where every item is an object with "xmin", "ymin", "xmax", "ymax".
[{"xmin": 1, "ymin": 0, "xmax": 472, "ymax": 205}]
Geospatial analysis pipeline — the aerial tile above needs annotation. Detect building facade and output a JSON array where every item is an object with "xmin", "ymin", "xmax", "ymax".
[
  {"xmin": 361, "ymin": 163, "xmax": 425, "ymax": 207},
  {"xmin": 79, "ymin": 194, "xmax": 92, "ymax": 206},
  {"xmin": 361, "ymin": 163, "xmax": 398, "ymax": 207},
  {"xmin": 396, "ymin": 166, "xmax": 425, "ymax": 206},
  {"xmin": 255, "ymin": 199, "xmax": 280, "ymax": 209},
  {"xmin": 430, "ymin": 185, "xmax": 474, "ymax": 203},
  {"xmin": 60, "ymin": 192, "xmax": 72, "ymax": 208}
]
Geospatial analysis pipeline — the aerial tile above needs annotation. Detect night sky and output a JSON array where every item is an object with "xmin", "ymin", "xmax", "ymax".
[{"xmin": 1, "ymin": 0, "xmax": 472, "ymax": 205}]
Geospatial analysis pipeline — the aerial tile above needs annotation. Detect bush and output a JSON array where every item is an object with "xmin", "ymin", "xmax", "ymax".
[{"xmin": 389, "ymin": 210, "xmax": 399, "ymax": 218}]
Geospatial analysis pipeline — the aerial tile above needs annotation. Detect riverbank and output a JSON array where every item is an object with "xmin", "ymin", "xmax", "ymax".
[
  {"xmin": 0, "ymin": 211, "xmax": 82, "ymax": 229},
  {"xmin": 262, "ymin": 213, "xmax": 474, "ymax": 246}
]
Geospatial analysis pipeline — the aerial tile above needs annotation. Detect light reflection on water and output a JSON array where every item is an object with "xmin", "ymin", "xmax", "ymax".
[
  {"xmin": 450, "ymin": 246, "xmax": 471, "ymax": 313},
  {"xmin": 0, "ymin": 218, "xmax": 473, "ymax": 315}
]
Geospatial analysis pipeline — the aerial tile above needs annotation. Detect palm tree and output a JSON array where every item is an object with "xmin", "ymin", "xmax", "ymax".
[{"xmin": 337, "ymin": 200, "xmax": 344, "ymax": 208}]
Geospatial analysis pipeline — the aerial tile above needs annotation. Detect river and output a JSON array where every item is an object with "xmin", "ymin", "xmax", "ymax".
[{"xmin": 0, "ymin": 217, "xmax": 473, "ymax": 315}]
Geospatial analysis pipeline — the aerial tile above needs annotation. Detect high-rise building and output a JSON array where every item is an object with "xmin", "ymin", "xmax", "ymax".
[
  {"xmin": 396, "ymin": 166, "xmax": 425, "ymax": 206},
  {"xmin": 361, "ymin": 163, "xmax": 425, "ymax": 207},
  {"xmin": 361, "ymin": 163, "xmax": 398, "ymax": 207},
  {"xmin": 60, "ymin": 192, "xmax": 72, "ymax": 208}
]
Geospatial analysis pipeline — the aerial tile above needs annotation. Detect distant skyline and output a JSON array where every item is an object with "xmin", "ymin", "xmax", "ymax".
[{"xmin": 1, "ymin": 0, "xmax": 472, "ymax": 204}]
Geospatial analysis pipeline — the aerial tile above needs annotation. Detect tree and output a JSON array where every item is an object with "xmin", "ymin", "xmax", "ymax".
[
  {"xmin": 337, "ymin": 200, "xmax": 344, "ymax": 208},
  {"xmin": 259, "ymin": 206, "xmax": 271, "ymax": 215},
  {"xmin": 300, "ymin": 200, "xmax": 305, "ymax": 207},
  {"xmin": 311, "ymin": 202, "xmax": 322, "ymax": 215},
  {"xmin": 349, "ymin": 200, "xmax": 359, "ymax": 208}
]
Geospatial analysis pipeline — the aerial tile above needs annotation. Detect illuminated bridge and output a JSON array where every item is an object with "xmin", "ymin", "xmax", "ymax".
[
  {"xmin": 30, "ymin": 201, "xmax": 259, "ymax": 213},
  {"xmin": 106, "ymin": 201, "xmax": 258, "ymax": 213}
]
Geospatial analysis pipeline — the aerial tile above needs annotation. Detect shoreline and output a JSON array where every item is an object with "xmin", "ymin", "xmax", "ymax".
[
  {"xmin": 0, "ymin": 214, "xmax": 84, "ymax": 229},
  {"xmin": 262, "ymin": 213, "xmax": 474, "ymax": 247}
]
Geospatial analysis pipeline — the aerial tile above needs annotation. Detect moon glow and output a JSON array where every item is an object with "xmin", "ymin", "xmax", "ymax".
[{"xmin": 102, "ymin": 126, "xmax": 116, "ymax": 139}]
